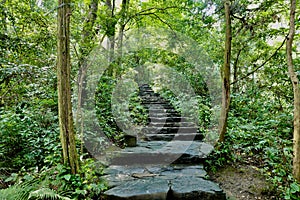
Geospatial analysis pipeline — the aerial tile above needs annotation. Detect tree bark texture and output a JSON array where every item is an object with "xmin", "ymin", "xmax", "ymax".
[
  {"xmin": 57, "ymin": 0, "xmax": 79, "ymax": 174},
  {"xmin": 218, "ymin": 0, "xmax": 232, "ymax": 143},
  {"xmin": 286, "ymin": 0, "xmax": 300, "ymax": 182}
]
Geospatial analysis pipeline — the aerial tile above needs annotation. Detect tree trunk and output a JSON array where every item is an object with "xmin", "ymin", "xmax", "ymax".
[
  {"xmin": 76, "ymin": 0, "xmax": 99, "ymax": 154},
  {"xmin": 286, "ymin": 0, "xmax": 300, "ymax": 182},
  {"xmin": 106, "ymin": 0, "xmax": 116, "ymax": 64},
  {"xmin": 218, "ymin": 0, "xmax": 232, "ymax": 143},
  {"xmin": 232, "ymin": 49, "xmax": 241, "ymax": 93},
  {"xmin": 57, "ymin": 0, "xmax": 79, "ymax": 174},
  {"xmin": 77, "ymin": 0, "xmax": 99, "ymax": 110},
  {"xmin": 117, "ymin": 0, "xmax": 129, "ymax": 56}
]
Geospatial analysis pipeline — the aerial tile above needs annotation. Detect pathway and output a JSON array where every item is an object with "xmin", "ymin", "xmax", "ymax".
[{"xmin": 101, "ymin": 84, "xmax": 226, "ymax": 199}]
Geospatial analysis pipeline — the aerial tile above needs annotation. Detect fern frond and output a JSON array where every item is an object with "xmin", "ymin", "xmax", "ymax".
[
  {"xmin": 0, "ymin": 179, "xmax": 38, "ymax": 200},
  {"xmin": 28, "ymin": 188, "xmax": 72, "ymax": 200}
]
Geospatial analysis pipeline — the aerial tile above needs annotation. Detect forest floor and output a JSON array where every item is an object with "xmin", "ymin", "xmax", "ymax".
[{"xmin": 209, "ymin": 163, "xmax": 277, "ymax": 200}]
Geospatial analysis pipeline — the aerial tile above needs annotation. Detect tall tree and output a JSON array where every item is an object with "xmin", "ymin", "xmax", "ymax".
[
  {"xmin": 117, "ymin": 0, "xmax": 129, "ymax": 54},
  {"xmin": 76, "ymin": 0, "xmax": 99, "ymax": 154},
  {"xmin": 218, "ymin": 0, "xmax": 232, "ymax": 143},
  {"xmin": 286, "ymin": 0, "xmax": 300, "ymax": 182},
  {"xmin": 57, "ymin": 0, "xmax": 79, "ymax": 174},
  {"xmin": 106, "ymin": 0, "xmax": 116, "ymax": 63}
]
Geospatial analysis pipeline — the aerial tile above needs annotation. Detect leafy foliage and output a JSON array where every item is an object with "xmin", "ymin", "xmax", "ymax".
[
  {"xmin": 0, "ymin": 179, "xmax": 40, "ymax": 200},
  {"xmin": 0, "ymin": 104, "xmax": 60, "ymax": 170},
  {"xmin": 205, "ymin": 82, "xmax": 299, "ymax": 199},
  {"xmin": 0, "ymin": 158, "xmax": 107, "ymax": 199},
  {"xmin": 28, "ymin": 188, "xmax": 72, "ymax": 200}
]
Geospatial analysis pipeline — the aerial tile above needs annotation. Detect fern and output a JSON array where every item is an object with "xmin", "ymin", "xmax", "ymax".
[
  {"xmin": 0, "ymin": 179, "xmax": 38, "ymax": 200},
  {"xmin": 0, "ymin": 179, "xmax": 72, "ymax": 200},
  {"xmin": 28, "ymin": 188, "xmax": 72, "ymax": 200}
]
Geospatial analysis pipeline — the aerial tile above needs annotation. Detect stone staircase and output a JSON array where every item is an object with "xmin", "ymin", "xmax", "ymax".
[
  {"xmin": 101, "ymin": 84, "xmax": 226, "ymax": 199},
  {"xmin": 139, "ymin": 84, "xmax": 203, "ymax": 142}
]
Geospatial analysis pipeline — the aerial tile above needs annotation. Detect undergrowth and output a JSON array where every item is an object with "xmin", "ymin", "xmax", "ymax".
[
  {"xmin": 0, "ymin": 158, "xmax": 107, "ymax": 200},
  {"xmin": 205, "ymin": 92, "xmax": 300, "ymax": 200}
]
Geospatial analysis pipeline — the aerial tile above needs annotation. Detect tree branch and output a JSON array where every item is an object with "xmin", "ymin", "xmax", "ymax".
[
  {"xmin": 125, "ymin": 6, "xmax": 179, "ymax": 25},
  {"xmin": 150, "ymin": 13, "xmax": 174, "ymax": 31},
  {"xmin": 231, "ymin": 13, "xmax": 245, "ymax": 22},
  {"xmin": 136, "ymin": 6, "xmax": 179, "ymax": 15},
  {"xmin": 231, "ymin": 37, "xmax": 287, "ymax": 85}
]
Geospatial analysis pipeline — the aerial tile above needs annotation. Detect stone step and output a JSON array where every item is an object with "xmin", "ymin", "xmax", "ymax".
[
  {"xmin": 143, "ymin": 104, "xmax": 175, "ymax": 109},
  {"xmin": 148, "ymin": 122, "xmax": 197, "ymax": 127},
  {"xmin": 142, "ymin": 101, "xmax": 169, "ymax": 105},
  {"xmin": 147, "ymin": 112, "xmax": 181, "ymax": 118},
  {"xmin": 145, "ymin": 133, "xmax": 203, "ymax": 141},
  {"xmin": 138, "ymin": 92, "xmax": 158, "ymax": 97},
  {"xmin": 143, "ymin": 127, "xmax": 199, "ymax": 134},
  {"xmin": 146, "ymin": 109, "xmax": 178, "ymax": 116},
  {"xmin": 147, "ymin": 109, "xmax": 179, "ymax": 114},
  {"xmin": 146, "ymin": 108, "xmax": 177, "ymax": 112},
  {"xmin": 139, "ymin": 94, "xmax": 166, "ymax": 98},
  {"xmin": 140, "ymin": 95, "xmax": 164, "ymax": 99},
  {"xmin": 101, "ymin": 141, "xmax": 213, "ymax": 165},
  {"xmin": 148, "ymin": 117, "xmax": 195, "ymax": 123},
  {"xmin": 139, "ymin": 89, "xmax": 155, "ymax": 93},
  {"xmin": 102, "ymin": 164, "xmax": 226, "ymax": 200},
  {"xmin": 142, "ymin": 102, "xmax": 172, "ymax": 106},
  {"xmin": 139, "ymin": 84, "xmax": 152, "ymax": 89},
  {"xmin": 142, "ymin": 100, "xmax": 171, "ymax": 105}
]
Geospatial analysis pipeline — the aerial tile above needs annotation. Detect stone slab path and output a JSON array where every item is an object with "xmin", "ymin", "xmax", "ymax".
[{"xmin": 101, "ymin": 84, "xmax": 226, "ymax": 199}]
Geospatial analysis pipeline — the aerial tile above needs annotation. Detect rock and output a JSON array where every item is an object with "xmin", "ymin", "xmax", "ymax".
[
  {"xmin": 103, "ymin": 165, "xmax": 226, "ymax": 200},
  {"xmin": 106, "ymin": 141, "xmax": 213, "ymax": 165},
  {"xmin": 124, "ymin": 135, "xmax": 137, "ymax": 147},
  {"xmin": 145, "ymin": 133, "xmax": 203, "ymax": 141}
]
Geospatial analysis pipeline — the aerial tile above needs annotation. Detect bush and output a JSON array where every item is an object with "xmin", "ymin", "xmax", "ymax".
[
  {"xmin": 205, "ymin": 87, "xmax": 298, "ymax": 199},
  {"xmin": 0, "ymin": 159, "xmax": 107, "ymax": 199},
  {"xmin": 0, "ymin": 103, "xmax": 60, "ymax": 171}
]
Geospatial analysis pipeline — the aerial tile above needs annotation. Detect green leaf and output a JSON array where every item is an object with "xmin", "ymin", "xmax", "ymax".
[
  {"xmin": 63, "ymin": 174, "xmax": 71, "ymax": 181},
  {"xmin": 290, "ymin": 182, "xmax": 300, "ymax": 193},
  {"xmin": 29, "ymin": 188, "xmax": 71, "ymax": 200},
  {"xmin": 74, "ymin": 189, "xmax": 87, "ymax": 195},
  {"xmin": 5, "ymin": 173, "xmax": 18, "ymax": 182}
]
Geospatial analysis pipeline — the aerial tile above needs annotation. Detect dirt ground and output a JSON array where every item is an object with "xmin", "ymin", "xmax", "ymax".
[{"xmin": 209, "ymin": 164, "xmax": 278, "ymax": 200}]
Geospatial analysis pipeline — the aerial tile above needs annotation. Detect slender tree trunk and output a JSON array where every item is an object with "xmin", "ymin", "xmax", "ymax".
[
  {"xmin": 218, "ymin": 0, "xmax": 232, "ymax": 143},
  {"xmin": 232, "ymin": 49, "xmax": 241, "ymax": 93},
  {"xmin": 57, "ymin": 0, "xmax": 79, "ymax": 174},
  {"xmin": 116, "ymin": 0, "xmax": 129, "ymax": 66},
  {"xmin": 117, "ymin": 24, "xmax": 125, "ymax": 58},
  {"xmin": 76, "ymin": 0, "xmax": 99, "ymax": 154},
  {"xmin": 117, "ymin": 0, "xmax": 129, "ymax": 51},
  {"xmin": 286, "ymin": 0, "xmax": 300, "ymax": 182},
  {"xmin": 77, "ymin": 0, "xmax": 99, "ymax": 111},
  {"xmin": 106, "ymin": 0, "xmax": 116, "ymax": 64}
]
